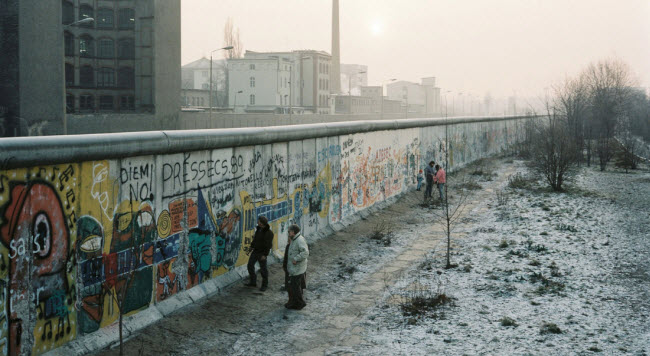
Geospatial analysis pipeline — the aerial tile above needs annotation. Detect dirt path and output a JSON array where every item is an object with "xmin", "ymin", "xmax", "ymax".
[{"xmin": 95, "ymin": 160, "xmax": 512, "ymax": 356}]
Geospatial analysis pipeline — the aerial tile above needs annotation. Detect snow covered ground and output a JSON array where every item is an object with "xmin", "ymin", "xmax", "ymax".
[
  {"xmin": 360, "ymin": 161, "xmax": 650, "ymax": 355},
  {"xmin": 97, "ymin": 159, "xmax": 649, "ymax": 356}
]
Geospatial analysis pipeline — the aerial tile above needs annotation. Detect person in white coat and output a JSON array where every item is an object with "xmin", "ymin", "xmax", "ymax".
[{"xmin": 285, "ymin": 224, "xmax": 309, "ymax": 310}]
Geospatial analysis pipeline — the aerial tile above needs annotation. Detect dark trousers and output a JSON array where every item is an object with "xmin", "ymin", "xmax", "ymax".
[
  {"xmin": 425, "ymin": 178, "xmax": 434, "ymax": 198},
  {"xmin": 247, "ymin": 252, "xmax": 268, "ymax": 286},
  {"xmin": 287, "ymin": 273, "xmax": 306, "ymax": 309}
]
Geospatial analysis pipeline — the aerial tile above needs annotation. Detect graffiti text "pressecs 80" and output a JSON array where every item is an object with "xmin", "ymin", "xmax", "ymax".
[{"xmin": 162, "ymin": 153, "xmax": 244, "ymax": 190}]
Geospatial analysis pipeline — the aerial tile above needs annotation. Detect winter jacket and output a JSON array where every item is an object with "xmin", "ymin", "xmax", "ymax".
[
  {"xmin": 251, "ymin": 226, "xmax": 274, "ymax": 256},
  {"xmin": 434, "ymin": 168, "xmax": 446, "ymax": 184},
  {"xmin": 425, "ymin": 165, "xmax": 435, "ymax": 181},
  {"xmin": 287, "ymin": 233, "xmax": 309, "ymax": 276}
]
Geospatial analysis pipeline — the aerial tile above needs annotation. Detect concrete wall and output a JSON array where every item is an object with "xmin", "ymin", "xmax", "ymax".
[{"xmin": 0, "ymin": 116, "xmax": 530, "ymax": 355}]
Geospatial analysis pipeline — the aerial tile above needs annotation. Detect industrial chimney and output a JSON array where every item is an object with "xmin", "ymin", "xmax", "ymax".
[{"xmin": 330, "ymin": 0, "xmax": 341, "ymax": 94}]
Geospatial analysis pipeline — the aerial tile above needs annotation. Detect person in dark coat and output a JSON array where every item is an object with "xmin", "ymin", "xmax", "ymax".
[{"xmin": 245, "ymin": 216, "xmax": 274, "ymax": 291}]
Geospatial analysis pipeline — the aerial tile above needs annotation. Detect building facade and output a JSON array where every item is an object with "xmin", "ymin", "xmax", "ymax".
[
  {"xmin": 387, "ymin": 77, "xmax": 441, "ymax": 116},
  {"xmin": 0, "ymin": 0, "xmax": 180, "ymax": 136},
  {"xmin": 228, "ymin": 50, "xmax": 332, "ymax": 114},
  {"xmin": 181, "ymin": 57, "xmax": 227, "ymax": 107}
]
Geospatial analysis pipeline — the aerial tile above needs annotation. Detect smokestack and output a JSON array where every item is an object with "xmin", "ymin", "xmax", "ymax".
[{"xmin": 330, "ymin": 0, "xmax": 341, "ymax": 94}]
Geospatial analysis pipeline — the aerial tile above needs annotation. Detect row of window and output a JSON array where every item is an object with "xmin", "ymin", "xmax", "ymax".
[
  {"xmin": 65, "ymin": 33, "xmax": 134, "ymax": 59},
  {"xmin": 319, "ymin": 78, "xmax": 329, "ymax": 90},
  {"xmin": 63, "ymin": 2, "xmax": 135, "ymax": 30},
  {"xmin": 318, "ymin": 62, "xmax": 330, "ymax": 75},
  {"xmin": 66, "ymin": 94, "xmax": 134, "ymax": 112},
  {"xmin": 65, "ymin": 65, "xmax": 135, "ymax": 88},
  {"xmin": 182, "ymin": 96, "xmax": 206, "ymax": 107}
]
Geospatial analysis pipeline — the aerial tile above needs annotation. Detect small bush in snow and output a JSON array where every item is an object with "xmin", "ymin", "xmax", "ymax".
[
  {"xmin": 498, "ymin": 240, "xmax": 509, "ymax": 249},
  {"xmin": 495, "ymin": 189, "xmax": 509, "ymax": 206},
  {"xmin": 500, "ymin": 317, "xmax": 519, "ymax": 327},
  {"xmin": 540, "ymin": 322, "xmax": 562, "ymax": 334},
  {"xmin": 508, "ymin": 172, "xmax": 531, "ymax": 189}
]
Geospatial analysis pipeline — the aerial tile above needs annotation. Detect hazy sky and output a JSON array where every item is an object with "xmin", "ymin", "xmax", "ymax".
[{"xmin": 182, "ymin": 0, "xmax": 650, "ymax": 98}]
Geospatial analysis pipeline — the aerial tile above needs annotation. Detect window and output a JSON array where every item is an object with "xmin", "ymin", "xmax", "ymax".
[
  {"xmin": 200, "ymin": 98, "xmax": 204, "ymax": 106},
  {"xmin": 202, "ymin": 83, "xmax": 209, "ymax": 90},
  {"xmin": 99, "ymin": 95, "xmax": 114, "ymax": 110},
  {"xmin": 64, "ymin": 32, "xmax": 74, "ymax": 56},
  {"xmin": 118, "ymin": 67, "xmax": 134, "ymax": 88},
  {"xmin": 249, "ymin": 64, "xmax": 255, "ymax": 70},
  {"xmin": 250, "ymin": 76, "xmax": 255, "ymax": 88},
  {"xmin": 80, "ymin": 95, "xmax": 94, "ymax": 110},
  {"xmin": 202, "ymin": 71, "xmax": 208, "ymax": 78},
  {"xmin": 97, "ymin": 68, "xmax": 114, "ymax": 87},
  {"xmin": 118, "ymin": 8, "xmax": 135, "ymax": 29},
  {"xmin": 80, "ymin": 66, "xmax": 94, "ymax": 87},
  {"xmin": 65, "ymin": 63, "xmax": 74, "ymax": 86},
  {"xmin": 249, "ymin": 94, "xmax": 255, "ymax": 105},
  {"xmin": 117, "ymin": 38, "xmax": 134, "ymax": 59},
  {"xmin": 63, "ymin": 1, "xmax": 74, "ymax": 24},
  {"xmin": 79, "ymin": 35, "xmax": 94, "ymax": 57},
  {"xmin": 79, "ymin": 5, "xmax": 94, "ymax": 27},
  {"xmin": 98, "ymin": 38, "xmax": 114, "ymax": 58},
  {"xmin": 120, "ymin": 96, "xmax": 135, "ymax": 110},
  {"xmin": 66, "ymin": 94, "xmax": 74, "ymax": 113},
  {"xmin": 97, "ymin": 8, "xmax": 114, "ymax": 29}
]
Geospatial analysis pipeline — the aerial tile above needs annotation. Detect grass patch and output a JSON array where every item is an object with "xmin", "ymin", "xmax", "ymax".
[
  {"xmin": 457, "ymin": 180, "xmax": 482, "ymax": 190},
  {"xmin": 540, "ymin": 322, "xmax": 562, "ymax": 334},
  {"xmin": 498, "ymin": 240, "xmax": 510, "ymax": 249},
  {"xmin": 368, "ymin": 221, "xmax": 393, "ymax": 246},
  {"xmin": 400, "ymin": 293, "xmax": 454, "ymax": 317},
  {"xmin": 508, "ymin": 172, "xmax": 532, "ymax": 189},
  {"xmin": 500, "ymin": 316, "xmax": 519, "ymax": 327}
]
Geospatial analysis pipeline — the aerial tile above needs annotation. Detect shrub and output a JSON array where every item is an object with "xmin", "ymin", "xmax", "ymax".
[
  {"xmin": 508, "ymin": 172, "xmax": 530, "ymax": 189},
  {"xmin": 500, "ymin": 317, "xmax": 519, "ymax": 327},
  {"xmin": 540, "ymin": 322, "xmax": 562, "ymax": 334}
]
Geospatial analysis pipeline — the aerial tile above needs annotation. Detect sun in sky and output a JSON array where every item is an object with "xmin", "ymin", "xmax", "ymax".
[{"xmin": 370, "ymin": 20, "xmax": 383, "ymax": 36}]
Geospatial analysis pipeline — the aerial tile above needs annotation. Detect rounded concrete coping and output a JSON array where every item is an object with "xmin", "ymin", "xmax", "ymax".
[{"xmin": 0, "ymin": 115, "xmax": 535, "ymax": 169}]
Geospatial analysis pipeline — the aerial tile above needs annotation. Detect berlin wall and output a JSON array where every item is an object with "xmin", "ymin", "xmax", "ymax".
[{"xmin": 0, "ymin": 116, "xmax": 530, "ymax": 355}]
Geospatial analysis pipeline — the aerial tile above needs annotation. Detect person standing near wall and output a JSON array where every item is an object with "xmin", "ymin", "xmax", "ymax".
[
  {"xmin": 245, "ymin": 216, "xmax": 274, "ymax": 291},
  {"xmin": 416, "ymin": 170, "xmax": 424, "ymax": 191},
  {"xmin": 285, "ymin": 224, "xmax": 309, "ymax": 310},
  {"xmin": 424, "ymin": 161, "xmax": 436, "ymax": 199},
  {"xmin": 434, "ymin": 164, "xmax": 446, "ymax": 201}
]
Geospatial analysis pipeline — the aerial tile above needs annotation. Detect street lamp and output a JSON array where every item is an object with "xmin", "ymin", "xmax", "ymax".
[
  {"xmin": 62, "ymin": 17, "xmax": 94, "ymax": 135},
  {"xmin": 233, "ymin": 90, "xmax": 243, "ymax": 112},
  {"xmin": 209, "ymin": 46, "xmax": 233, "ymax": 121},
  {"xmin": 380, "ymin": 78, "xmax": 396, "ymax": 120},
  {"xmin": 348, "ymin": 70, "xmax": 366, "ymax": 114}
]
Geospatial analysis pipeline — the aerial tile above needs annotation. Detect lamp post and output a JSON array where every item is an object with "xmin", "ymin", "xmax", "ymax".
[
  {"xmin": 209, "ymin": 46, "xmax": 233, "ymax": 121},
  {"xmin": 62, "ymin": 17, "xmax": 94, "ymax": 135},
  {"xmin": 233, "ymin": 90, "xmax": 243, "ymax": 112},
  {"xmin": 380, "ymin": 78, "xmax": 396, "ymax": 120}
]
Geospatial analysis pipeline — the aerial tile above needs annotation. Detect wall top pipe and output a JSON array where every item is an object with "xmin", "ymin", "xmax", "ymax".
[{"xmin": 0, "ymin": 116, "xmax": 536, "ymax": 169}]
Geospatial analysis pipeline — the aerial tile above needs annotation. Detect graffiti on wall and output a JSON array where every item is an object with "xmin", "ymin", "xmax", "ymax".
[{"xmin": 0, "ymin": 119, "xmax": 523, "ymax": 355}]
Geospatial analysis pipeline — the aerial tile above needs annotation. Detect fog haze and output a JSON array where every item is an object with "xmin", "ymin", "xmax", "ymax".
[{"xmin": 182, "ymin": 0, "xmax": 650, "ymax": 98}]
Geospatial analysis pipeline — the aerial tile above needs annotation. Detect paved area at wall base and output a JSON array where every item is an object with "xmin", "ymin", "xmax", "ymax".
[{"xmin": 80, "ymin": 161, "xmax": 509, "ymax": 356}]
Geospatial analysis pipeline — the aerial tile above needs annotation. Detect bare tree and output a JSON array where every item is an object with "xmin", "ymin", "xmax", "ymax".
[
  {"xmin": 553, "ymin": 74, "xmax": 590, "ymax": 163},
  {"xmin": 223, "ymin": 17, "xmax": 243, "ymax": 59},
  {"xmin": 528, "ymin": 101, "xmax": 579, "ymax": 191},
  {"xmin": 614, "ymin": 117, "xmax": 641, "ymax": 173},
  {"xmin": 583, "ymin": 58, "xmax": 636, "ymax": 170},
  {"xmin": 430, "ymin": 125, "xmax": 472, "ymax": 269}
]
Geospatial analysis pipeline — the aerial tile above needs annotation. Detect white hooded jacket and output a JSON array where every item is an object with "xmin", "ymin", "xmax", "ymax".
[{"xmin": 287, "ymin": 232, "xmax": 309, "ymax": 276}]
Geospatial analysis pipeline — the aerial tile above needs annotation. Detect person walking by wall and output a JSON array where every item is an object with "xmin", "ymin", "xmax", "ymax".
[
  {"xmin": 245, "ymin": 216, "xmax": 274, "ymax": 291},
  {"xmin": 285, "ymin": 224, "xmax": 309, "ymax": 310},
  {"xmin": 424, "ymin": 161, "xmax": 436, "ymax": 199},
  {"xmin": 416, "ymin": 170, "xmax": 424, "ymax": 191},
  {"xmin": 434, "ymin": 164, "xmax": 446, "ymax": 202}
]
